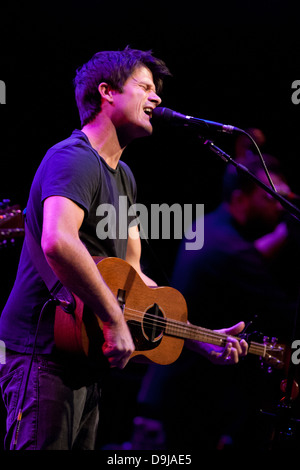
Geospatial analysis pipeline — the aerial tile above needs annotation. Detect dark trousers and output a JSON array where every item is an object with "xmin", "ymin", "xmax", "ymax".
[{"xmin": 0, "ymin": 350, "xmax": 101, "ymax": 450}]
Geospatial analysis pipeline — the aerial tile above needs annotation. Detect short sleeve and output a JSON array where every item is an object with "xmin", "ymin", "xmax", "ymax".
[{"xmin": 40, "ymin": 144, "xmax": 100, "ymax": 216}]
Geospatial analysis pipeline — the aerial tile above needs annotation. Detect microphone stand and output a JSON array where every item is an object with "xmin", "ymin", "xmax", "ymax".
[
  {"xmin": 201, "ymin": 139, "xmax": 300, "ymax": 222},
  {"xmin": 201, "ymin": 138, "xmax": 300, "ymax": 449}
]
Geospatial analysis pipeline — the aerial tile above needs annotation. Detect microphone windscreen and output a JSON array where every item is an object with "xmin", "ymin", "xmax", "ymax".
[{"xmin": 152, "ymin": 107, "xmax": 173, "ymax": 122}]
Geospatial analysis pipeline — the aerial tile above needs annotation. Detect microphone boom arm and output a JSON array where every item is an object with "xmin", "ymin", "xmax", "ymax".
[{"xmin": 201, "ymin": 139, "xmax": 300, "ymax": 223}]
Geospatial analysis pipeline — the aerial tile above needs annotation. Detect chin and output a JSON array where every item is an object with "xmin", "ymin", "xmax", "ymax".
[{"xmin": 135, "ymin": 124, "xmax": 153, "ymax": 138}]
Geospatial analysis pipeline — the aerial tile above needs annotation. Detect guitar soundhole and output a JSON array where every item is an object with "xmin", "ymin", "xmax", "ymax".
[
  {"xmin": 143, "ymin": 303, "xmax": 165, "ymax": 342},
  {"xmin": 127, "ymin": 303, "xmax": 165, "ymax": 351}
]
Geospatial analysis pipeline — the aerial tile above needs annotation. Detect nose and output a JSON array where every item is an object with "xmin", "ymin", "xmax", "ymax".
[{"xmin": 149, "ymin": 91, "xmax": 162, "ymax": 106}]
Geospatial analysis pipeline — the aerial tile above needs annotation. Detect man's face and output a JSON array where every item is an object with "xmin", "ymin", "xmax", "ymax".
[
  {"xmin": 245, "ymin": 170, "xmax": 290, "ymax": 233},
  {"xmin": 111, "ymin": 66, "xmax": 162, "ymax": 143}
]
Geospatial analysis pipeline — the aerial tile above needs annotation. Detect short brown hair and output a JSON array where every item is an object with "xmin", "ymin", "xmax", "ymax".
[{"xmin": 74, "ymin": 46, "xmax": 171, "ymax": 127}]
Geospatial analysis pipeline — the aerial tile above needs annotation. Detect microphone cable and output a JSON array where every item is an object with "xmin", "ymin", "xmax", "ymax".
[
  {"xmin": 12, "ymin": 297, "xmax": 57, "ymax": 450},
  {"xmin": 237, "ymin": 128, "xmax": 277, "ymax": 193}
]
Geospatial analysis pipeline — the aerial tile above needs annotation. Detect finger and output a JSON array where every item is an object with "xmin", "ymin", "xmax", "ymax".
[
  {"xmin": 105, "ymin": 351, "xmax": 130, "ymax": 368},
  {"xmin": 229, "ymin": 347, "xmax": 239, "ymax": 364},
  {"xmin": 223, "ymin": 342, "xmax": 232, "ymax": 356},
  {"xmin": 102, "ymin": 338, "xmax": 134, "ymax": 356},
  {"xmin": 108, "ymin": 356, "xmax": 130, "ymax": 369},
  {"xmin": 223, "ymin": 342, "xmax": 240, "ymax": 364},
  {"xmin": 223, "ymin": 321, "xmax": 245, "ymax": 336},
  {"xmin": 239, "ymin": 338, "xmax": 248, "ymax": 356},
  {"xmin": 227, "ymin": 336, "xmax": 243, "ymax": 355},
  {"xmin": 221, "ymin": 342, "xmax": 232, "ymax": 361},
  {"xmin": 102, "ymin": 344, "xmax": 132, "ymax": 368}
]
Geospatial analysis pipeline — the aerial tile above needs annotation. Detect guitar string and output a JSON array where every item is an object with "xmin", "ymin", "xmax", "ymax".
[
  {"xmin": 120, "ymin": 305, "xmax": 274, "ymax": 355},
  {"xmin": 124, "ymin": 304, "xmax": 276, "ymax": 359},
  {"xmin": 123, "ymin": 305, "xmax": 224, "ymax": 339}
]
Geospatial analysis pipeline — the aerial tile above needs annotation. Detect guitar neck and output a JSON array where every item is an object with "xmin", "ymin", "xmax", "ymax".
[{"xmin": 165, "ymin": 318, "xmax": 267, "ymax": 358}]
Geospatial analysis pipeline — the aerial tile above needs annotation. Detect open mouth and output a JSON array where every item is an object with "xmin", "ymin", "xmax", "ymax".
[{"xmin": 143, "ymin": 107, "xmax": 153, "ymax": 118}]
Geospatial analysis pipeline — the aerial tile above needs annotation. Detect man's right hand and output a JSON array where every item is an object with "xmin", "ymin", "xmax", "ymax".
[
  {"xmin": 42, "ymin": 195, "xmax": 135, "ymax": 370},
  {"xmin": 102, "ymin": 314, "xmax": 135, "ymax": 369}
]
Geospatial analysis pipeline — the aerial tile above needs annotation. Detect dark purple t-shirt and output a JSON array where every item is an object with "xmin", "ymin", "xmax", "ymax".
[{"xmin": 0, "ymin": 130, "xmax": 137, "ymax": 354}]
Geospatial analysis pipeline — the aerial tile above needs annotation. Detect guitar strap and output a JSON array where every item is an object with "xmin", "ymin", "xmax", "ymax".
[{"xmin": 24, "ymin": 220, "xmax": 76, "ymax": 312}]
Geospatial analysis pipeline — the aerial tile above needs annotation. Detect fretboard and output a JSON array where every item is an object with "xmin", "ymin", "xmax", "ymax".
[{"xmin": 165, "ymin": 318, "xmax": 267, "ymax": 357}]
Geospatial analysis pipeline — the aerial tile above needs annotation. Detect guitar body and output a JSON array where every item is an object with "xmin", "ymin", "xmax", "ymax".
[
  {"xmin": 54, "ymin": 257, "xmax": 188, "ymax": 365},
  {"xmin": 54, "ymin": 257, "xmax": 286, "ymax": 369}
]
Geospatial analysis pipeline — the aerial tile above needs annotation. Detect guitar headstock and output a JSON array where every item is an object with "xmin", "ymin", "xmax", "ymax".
[
  {"xmin": 0, "ymin": 199, "xmax": 25, "ymax": 247},
  {"xmin": 261, "ymin": 336, "xmax": 285, "ymax": 370},
  {"xmin": 239, "ymin": 327, "xmax": 286, "ymax": 370}
]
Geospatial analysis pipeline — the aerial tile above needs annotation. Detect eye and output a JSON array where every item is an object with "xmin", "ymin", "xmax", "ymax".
[{"xmin": 139, "ymin": 82, "xmax": 155, "ymax": 93}]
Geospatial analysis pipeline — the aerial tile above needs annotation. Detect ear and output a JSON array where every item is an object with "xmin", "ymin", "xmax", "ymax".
[{"xmin": 98, "ymin": 82, "xmax": 114, "ymax": 104}]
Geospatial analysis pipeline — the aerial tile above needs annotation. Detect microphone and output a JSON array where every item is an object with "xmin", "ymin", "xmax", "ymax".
[{"xmin": 152, "ymin": 107, "xmax": 241, "ymax": 134}]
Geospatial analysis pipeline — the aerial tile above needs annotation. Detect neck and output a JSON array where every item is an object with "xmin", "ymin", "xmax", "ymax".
[{"xmin": 82, "ymin": 116, "xmax": 125, "ymax": 169}]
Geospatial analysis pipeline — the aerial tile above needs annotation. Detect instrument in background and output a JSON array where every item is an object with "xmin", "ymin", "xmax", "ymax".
[
  {"xmin": 55, "ymin": 257, "xmax": 286, "ymax": 368},
  {"xmin": 0, "ymin": 199, "xmax": 25, "ymax": 248}
]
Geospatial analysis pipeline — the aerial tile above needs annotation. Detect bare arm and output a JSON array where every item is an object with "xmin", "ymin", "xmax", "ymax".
[
  {"xmin": 41, "ymin": 195, "xmax": 135, "ymax": 368},
  {"xmin": 254, "ymin": 221, "xmax": 288, "ymax": 258}
]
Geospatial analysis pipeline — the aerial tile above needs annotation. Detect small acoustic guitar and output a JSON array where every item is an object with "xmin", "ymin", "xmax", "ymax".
[{"xmin": 54, "ymin": 257, "xmax": 285, "ymax": 368}]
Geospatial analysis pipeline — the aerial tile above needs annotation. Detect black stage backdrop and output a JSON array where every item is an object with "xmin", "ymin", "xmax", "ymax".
[
  {"xmin": 1, "ymin": 0, "xmax": 300, "ymax": 451},
  {"xmin": 1, "ymin": 1, "xmax": 300, "ymax": 278}
]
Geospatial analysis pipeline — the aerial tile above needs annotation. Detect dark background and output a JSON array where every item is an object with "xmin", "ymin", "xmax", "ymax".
[
  {"xmin": 1, "ymin": 1, "xmax": 300, "ymax": 278},
  {"xmin": 1, "ymin": 0, "xmax": 300, "ymax": 449}
]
